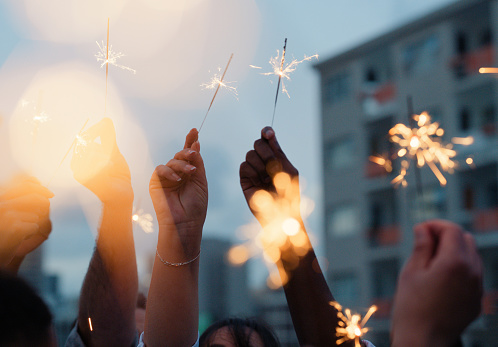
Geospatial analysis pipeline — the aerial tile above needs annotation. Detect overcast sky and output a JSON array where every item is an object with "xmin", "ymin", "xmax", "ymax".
[{"xmin": 0, "ymin": 0, "xmax": 457, "ymax": 296}]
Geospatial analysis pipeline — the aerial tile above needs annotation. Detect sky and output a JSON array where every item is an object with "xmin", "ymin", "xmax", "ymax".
[{"xmin": 0, "ymin": 0, "xmax": 457, "ymax": 296}]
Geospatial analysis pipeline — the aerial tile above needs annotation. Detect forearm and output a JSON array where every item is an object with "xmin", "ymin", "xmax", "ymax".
[
  {"xmin": 78, "ymin": 201, "xmax": 138, "ymax": 347},
  {"xmin": 281, "ymin": 228, "xmax": 349, "ymax": 346},
  {"xmin": 144, "ymin": 226, "xmax": 200, "ymax": 347}
]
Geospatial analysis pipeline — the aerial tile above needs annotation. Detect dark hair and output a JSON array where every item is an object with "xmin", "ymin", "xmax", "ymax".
[
  {"xmin": 200, "ymin": 317, "xmax": 280, "ymax": 347},
  {"xmin": 0, "ymin": 271, "xmax": 53, "ymax": 346}
]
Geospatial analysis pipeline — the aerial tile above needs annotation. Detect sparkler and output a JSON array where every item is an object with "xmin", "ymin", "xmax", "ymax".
[
  {"xmin": 198, "ymin": 53, "xmax": 235, "ymax": 133},
  {"xmin": 46, "ymin": 118, "xmax": 90, "ymax": 187},
  {"xmin": 88, "ymin": 317, "xmax": 93, "ymax": 332},
  {"xmin": 132, "ymin": 207, "xmax": 154, "ymax": 233},
  {"xmin": 251, "ymin": 39, "xmax": 318, "ymax": 126},
  {"xmin": 370, "ymin": 111, "xmax": 474, "ymax": 187},
  {"xmin": 228, "ymin": 172, "xmax": 315, "ymax": 288},
  {"xmin": 329, "ymin": 301, "xmax": 377, "ymax": 347},
  {"xmin": 95, "ymin": 18, "xmax": 136, "ymax": 115}
]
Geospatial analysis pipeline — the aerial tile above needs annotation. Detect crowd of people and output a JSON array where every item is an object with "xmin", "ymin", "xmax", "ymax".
[{"xmin": 0, "ymin": 119, "xmax": 483, "ymax": 346}]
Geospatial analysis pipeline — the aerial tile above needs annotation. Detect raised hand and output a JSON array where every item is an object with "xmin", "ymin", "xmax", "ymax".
[
  {"xmin": 149, "ymin": 128, "xmax": 207, "ymax": 253},
  {"xmin": 70, "ymin": 117, "xmax": 133, "ymax": 206},
  {"xmin": 239, "ymin": 126, "xmax": 299, "ymax": 223},
  {"xmin": 0, "ymin": 176, "xmax": 53, "ymax": 269},
  {"xmin": 392, "ymin": 220, "xmax": 483, "ymax": 347}
]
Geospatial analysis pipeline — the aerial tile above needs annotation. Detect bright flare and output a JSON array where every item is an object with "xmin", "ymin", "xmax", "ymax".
[
  {"xmin": 131, "ymin": 207, "xmax": 154, "ymax": 234},
  {"xmin": 330, "ymin": 302, "xmax": 377, "ymax": 347},
  {"xmin": 381, "ymin": 111, "xmax": 473, "ymax": 187},
  {"xmin": 228, "ymin": 172, "xmax": 314, "ymax": 288}
]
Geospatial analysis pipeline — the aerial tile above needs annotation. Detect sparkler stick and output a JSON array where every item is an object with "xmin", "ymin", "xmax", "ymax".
[
  {"xmin": 479, "ymin": 67, "xmax": 498, "ymax": 73},
  {"xmin": 198, "ymin": 53, "xmax": 234, "ymax": 133},
  {"xmin": 407, "ymin": 96, "xmax": 424, "ymax": 202},
  {"xmin": 271, "ymin": 38, "xmax": 287, "ymax": 127},
  {"xmin": 105, "ymin": 18, "xmax": 109, "ymax": 115},
  {"xmin": 46, "ymin": 118, "xmax": 89, "ymax": 187}
]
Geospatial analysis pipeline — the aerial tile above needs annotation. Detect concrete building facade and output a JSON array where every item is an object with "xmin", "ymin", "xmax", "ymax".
[{"xmin": 315, "ymin": 0, "xmax": 498, "ymax": 345}]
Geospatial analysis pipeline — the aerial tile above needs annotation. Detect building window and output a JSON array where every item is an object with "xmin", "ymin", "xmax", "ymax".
[
  {"xmin": 402, "ymin": 34, "xmax": 440, "ymax": 76},
  {"xmin": 327, "ymin": 204, "xmax": 360, "ymax": 237},
  {"xmin": 331, "ymin": 272, "xmax": 358, "ymax": 304},
  {"xmin": 325, "ymin": 136, "xmax": 355, "ymax": 171},
  {"xmin": 324, "ymin": 72, "xmax": 351, "ymax": 105}
]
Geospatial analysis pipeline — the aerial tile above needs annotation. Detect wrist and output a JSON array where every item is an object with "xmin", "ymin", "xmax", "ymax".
[{"xmin": 158, "ymin": 223, "xmax": 202, "ymax": 260}]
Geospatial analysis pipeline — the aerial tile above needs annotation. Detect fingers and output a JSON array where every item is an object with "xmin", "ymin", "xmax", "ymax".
[
  {"xmin": 239, "ymin": 161, "xmax": 263, "ymax": 189},
  {"xmin": 1, "ymin": 178, "xmax": 54, "ymax": 200},
  {"xmin": 184, "ymin": 128, "xmax": 199, "ymax": 150},
  {"xmin": 1, "ymin": 194, "xmax": 50, "ymax": 216},
  {"xmin": 408, "ymin": 223, "xmax": 438, "ymax": 269},
  {"xmin": 78, "ymin": 118, "xmax": 118, "ymax": 156},
  {"xmin": 153, "ymin": 165, "xmax": 182, "ymax": 183}
]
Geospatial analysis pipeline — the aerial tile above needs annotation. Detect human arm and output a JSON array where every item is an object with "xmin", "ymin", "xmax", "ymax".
[
  {"xmin": 144, "ymin": 128, "xmax": 207, "ymax": 347},
  {"xmin": 240, "ymin": 127, "xmax": 346, "ymax": 346},
  {"xmin": 391, "ymin": 220, "xmax": 483, "ymax": 347},
  {"xmin": 71, "ymin": 118, "xmax": 138, "ymax": 347},
  {"xmin": 0, "ymin": 176, "xmax": 53, "ymax": 273}
]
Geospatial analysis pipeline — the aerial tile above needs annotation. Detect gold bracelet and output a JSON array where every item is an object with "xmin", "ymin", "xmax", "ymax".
[{"xmin": 155, "ymin": 248, "xmax": 201, "ymax": 267}]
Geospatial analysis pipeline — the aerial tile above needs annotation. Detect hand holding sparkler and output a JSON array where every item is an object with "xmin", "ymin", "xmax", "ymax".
[
  {"xmin": 70, "ymin": 118, "xmax": 133, "ymax": 206},
  {"xmin": 392, "ymin": 220, "xmax": 483, "ymax": 347},
  {"xmin": 240, "ymin": 127, "xmax": 356, "ymax": 346},
  {"xmin": 145, "ymin": 128, "xmax": 206, "ymax": 347},
  {"xmin": 72, "ymin": 118, "xmax": 138, "ymax": 346},
  {"xmin": 0, "ymin": 175, "xmax": 53, "ymax": 271}
]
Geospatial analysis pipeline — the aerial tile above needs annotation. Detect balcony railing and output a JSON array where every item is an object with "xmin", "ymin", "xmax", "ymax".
[
  {"xmin": 451, "ymin": 45, "xmax": 494, "ymax": 78},
  {"xmin": 369, "ymin": 225, "xmax": 401, "ymax": 246},
  {"xmin": 473, "ymin": 207, "xmax": 498, "ymax": 233}
]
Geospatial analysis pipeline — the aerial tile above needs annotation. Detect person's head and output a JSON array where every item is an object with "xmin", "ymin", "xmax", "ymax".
[
  {"xmin": 199, "ymin": 317, "xmax": 280, "ymax": 347},
  {"xmin": 0, "ymin": 271, "xmax": 56, "ymax": 347},
  {"xmin": 135, "ymin": 292, "xmax": 147, "ymax": 334}
]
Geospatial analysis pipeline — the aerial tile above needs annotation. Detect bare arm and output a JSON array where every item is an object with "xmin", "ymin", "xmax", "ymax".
[
  {"xmin": 144, "ymin": 128, "xmax": 207, "ymax": 347},
  {"xmin": 240, "ymin": 127, "xmax": 349, "ymax": 346},
  {"xmin": 71, "ymin": 118, "xmax": 138, "ymax": 347}
]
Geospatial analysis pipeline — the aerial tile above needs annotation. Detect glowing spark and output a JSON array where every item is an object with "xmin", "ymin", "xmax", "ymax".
[
  {"xmin": 330, "ymin": 302, "xmax": 377, "ymax": 347},
  {"xmin": 96, "ymin": 41, "xmax": 136, "ymax": 74},
  {"xmin": 252, "ymin": 39, "xmax": 318, "ymax": 126},
  {"xmin": 46, "ymin": 118, "xmax": 90, "ymax": 187},
  {"xmin": 198, "ymin": 53, "xmax": 234, "ymax": 133},
  {"xmin": 95, "ymin": 19, "xmax": 135, "ymax": 115},
  {"xmin": 88, "ymin": 317, "xmax": 93, "ymax": 331},
  {"xmin": 479, "ymin": 67, "xmax": 498, "ymax": 73},
  {"xmin": 372, "ymin": 111, "xmax": 473, "ymax": 187},
  {"xmin": 132, "ymin": 207, "xmax": 154, "ymax": 233},
  {"xmin": 228, "ymin": 172, "xmax": 314, "ymax": 288},
  {"xmin": 368, "ymin": 155, "xmax": 393, "ymax": 173}
]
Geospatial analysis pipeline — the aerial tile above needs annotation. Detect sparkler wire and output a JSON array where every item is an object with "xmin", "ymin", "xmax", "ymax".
[
  {"xmin": 105, "ymin": 18, "xmax": 109, "ymax": 116},
  {"xmin": 46, "ymin": 118, "xmax": 90, "ymax": 187},
  {"xmin": 271, "ymin": 38, "xmax": 287, "ymax": 127},
  {"xmin": 198, "ymin": 53, "xmax": 234, "ymax": 133}
]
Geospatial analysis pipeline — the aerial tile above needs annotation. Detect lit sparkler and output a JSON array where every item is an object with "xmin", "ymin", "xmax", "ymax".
[
  {"xmin": 228, "ymin": 172, "xmax": 315, "ymax": 288},
  {"xmin": 88, "ymin": 317, "xmax": 93, "ymax": 332},
  {"xmin": 95, "ymin": 18, "xmax": 136, "ymax": 115},
  {"xmin": 198, "ymin": 53, "xmax": 235, "ymax": 133},
  {"xmin": 329, "ymin": 301, "xmax": 377, "ymax": 347},
  {"xmin": 46, "ymin": 118, "xmax": 90, "ymax": 187},
  {"xmin": 132, "ymin": 207, "xmax": 154, "ymax": 233},
  {"xmin": 251, "ymin": 39, "xmax": 318, "ymax": 126},
  {"xmin": 370, "ymin": 111, "xmax": 474, "ymax": 187}
]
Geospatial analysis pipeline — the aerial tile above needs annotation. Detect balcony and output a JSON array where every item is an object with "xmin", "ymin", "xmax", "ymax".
[
  {"xmin": 451, "ymin": 45, "xmax": 494, "ymax": 78},
  {"xmin": 473, "ymin": 207, "xmax": 498, "ymax": 233},
  {"xmin": 482, "ymin": 290, "xmax": 498, "ymax": 315},
  {"xmin": 369, "ymin": 225, "xmax": 401, "ymax": 246}
]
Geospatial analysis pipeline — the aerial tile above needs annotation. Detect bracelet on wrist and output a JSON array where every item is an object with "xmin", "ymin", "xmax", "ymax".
[{"xmin": 155, "ymin": 248, "xmax": 201, "ymax": 267}]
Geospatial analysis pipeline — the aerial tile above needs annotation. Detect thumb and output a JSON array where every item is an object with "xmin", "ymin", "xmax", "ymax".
[{"xmin": 408, "ymin": 224, "xmax": 437, "ymax": 269}]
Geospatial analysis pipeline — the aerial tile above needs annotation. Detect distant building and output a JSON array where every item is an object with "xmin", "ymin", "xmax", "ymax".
[
  {"xmin": 315, "ymin": 0, "xmax": 498, "ymax": 345},
  {"xmin": 198, "ymin": 238, "xmax": 254, "ymax": 331}
]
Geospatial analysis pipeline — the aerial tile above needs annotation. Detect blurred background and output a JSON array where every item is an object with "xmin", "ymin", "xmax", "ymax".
[{"xmin": 0, "ymin": 0, "xmax": 497, "ymax": 345}]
